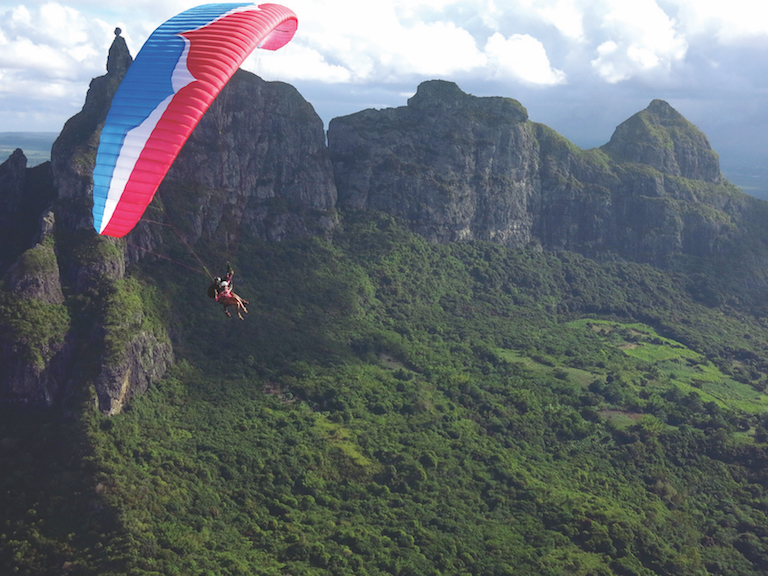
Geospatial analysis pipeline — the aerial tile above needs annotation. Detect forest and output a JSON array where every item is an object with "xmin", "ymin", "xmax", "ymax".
[{"xmin": 3, "ymin": 210, "xmax": 768, "ymax": 575}]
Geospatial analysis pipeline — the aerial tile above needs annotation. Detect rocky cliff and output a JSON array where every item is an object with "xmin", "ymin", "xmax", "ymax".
[
  {"xmin": 329, "ymin": 80, "xmax": 756, "ymax": 267},
  {"xmin": 534, "ymin": 104, "xmax": 750, "ymax": 263},
  {"xmin": 329, "ymin": 80, "xmax": 538, "ymax": 246},
  {"xmin": 0, "ymin": 224, "xmax": 71, "ymax": 407},
  {"xmin": 0, "ymin": 150, "xmax": 56, "ymax": 275},
  {"xmin": 602, "ymin": 99, "xmax": 723, "ymax": 183},
  {"xmin": 0, "ymin": 30, "xmax": 337, "ymax": 411},
  {"xmin": 160, "ymin": 69, "xmax": 337, "ymax": 247}
]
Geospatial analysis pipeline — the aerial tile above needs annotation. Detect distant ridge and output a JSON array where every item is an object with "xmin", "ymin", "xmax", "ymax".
[{"xmin": 0, "ymin": 132, "xmax": 57, "ymax": 166}]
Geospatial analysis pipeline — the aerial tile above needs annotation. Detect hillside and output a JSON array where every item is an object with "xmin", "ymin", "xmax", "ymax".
[
  {"xmin": 5, "ymin": 212, "xmax": 768, "ymax": 575},
  {"xmin": 4, "ymin": 32, "xmax": 768, "ymax": 576}
]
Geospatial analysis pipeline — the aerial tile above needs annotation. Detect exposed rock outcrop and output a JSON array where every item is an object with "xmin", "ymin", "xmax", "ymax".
[
  {"xmin": 329, "ymin": 80, "xmax": 537, "ymax": 245},
  {"xmin": 329, "ymin": 82, "xmax": 750, "ymax": 267},
  {"xmin": 94, "ymin": 317, "xmax": 173, "ymax": 416},
  {"xmin": 1, "ymin": 28, "xmax": 337, "ymax": 411},
  {"xmin": 535, "ymin": 100, "xmax": 747, "ymax": 263},
  {"xmin": 51, "ymin": 33, "xmax": 132, "ymax": 236},
  {"xmin": 0, "ymin": 155, "xmax": 70, "ymax": 407},
  {"xmin": 160, "ymin": 69, "xmax": 338, "ymax": 247},
  {"xmin": 0, "ymin": 334, "xmax": 72, "ymax": 407},
  {"xmin": 5, "ymin": 241, "xmax": 64, "ymax": 305},
  {"xmin": 0, "ymin": 150, "xmax": 56, "ymax": 275},
  {"xmin": 1, "ymin": 33, "xmax": 147, "ymax": 411},
  {"xmin": 603, "ymin": 99, "xmax": 723, "ymax": 183},
  {"xmin": 0, "ymin": 267, "xmax": 72, "ymax": 406},
  {"xmin": 0, "ymin": 151, "xmax": 27, "ymax": 274}
]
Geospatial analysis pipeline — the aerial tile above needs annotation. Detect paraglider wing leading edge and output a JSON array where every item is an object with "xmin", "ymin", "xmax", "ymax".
[{"xmin": 92, "ymin": 3, "xmax": 298, "ymax": 237}]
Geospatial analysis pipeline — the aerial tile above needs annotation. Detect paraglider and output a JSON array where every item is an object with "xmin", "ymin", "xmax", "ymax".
[
  {"xmin": 208, "ymin": 264, "xmax": 249, "ymax": 319},
  {"xmin": 92, "ymin": 3, "xmax": 298, "ymax": 238}
]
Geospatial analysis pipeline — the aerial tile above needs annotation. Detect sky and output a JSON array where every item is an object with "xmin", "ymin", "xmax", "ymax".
[{"xmin": 1, "ymin": 0, "xmax": 768, "ymax": 193}]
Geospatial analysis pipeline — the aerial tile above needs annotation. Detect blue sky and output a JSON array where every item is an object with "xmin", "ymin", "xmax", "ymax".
[{"xmin": 2, "ymin": 0, "xmax": 768, "ymax": 193}]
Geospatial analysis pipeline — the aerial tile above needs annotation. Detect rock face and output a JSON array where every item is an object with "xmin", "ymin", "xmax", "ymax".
[
  {"xmin": 0, "ymin": 150, "xmax": 56, "ymax": 275},
  {"xmin": 0, "ymin": 235, "xmax": 72, "ymax": 407},
  {"xmin": 0, "ymin": 32, "xmax": 160, "ymax": 412},
  {"xmin": 534, "ymin": 99, "xmax": 746, "ymax": 263},
  {"xmin": 1, "ymin": 30, "xmax": 336, "ymax": 411},
  {"xmin": 329, "ymin": 80, "xmax": 537, "ymax": 245},
  {"xmin": 51, "ymin": 34, "xmax": 132, "ymax": 236},
  {"xmin": 4, "ymin": 240, "xmax": 64, "ymax": 305},
  {"xmin": 161, "ymin": 69, "xmax": 337, "ymax": 246},
  {"xmin": 0, "ymin": 149, "xmax": 67, "ymax": 407},
  {"xmin": 603, "ymin": 99, "xmax": 723, "ymax": 183},
  {"xmin": 329, "ymin": 81, "xmax": 749, "ymax": 266}
]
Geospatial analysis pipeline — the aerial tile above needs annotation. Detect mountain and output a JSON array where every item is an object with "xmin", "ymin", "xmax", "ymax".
[
  {"xmin": 1, "ymin": 32, "xmax": 337, "ymax": 414},
  {"xmin": 3, "ymin": 33, "xmax": 768, "ymax": 575},
  {"xmin": 329, "ymin": 80, "xmax": 761, "ymax": 269}
]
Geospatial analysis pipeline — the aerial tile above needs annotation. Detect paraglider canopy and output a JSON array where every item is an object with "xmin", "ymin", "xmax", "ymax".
[{"xmin": 92, "ymin": 3, "xmax": 298, "ymax": 237}]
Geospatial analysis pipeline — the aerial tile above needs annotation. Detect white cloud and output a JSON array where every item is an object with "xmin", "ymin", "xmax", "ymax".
[
  {"xmin": 386, "ymin": 21, "xmax": 485, "ymax": 77},
  {"xmin": 285, "ymin": 0, "xmax": 485, "ymax": 82},
  {"xmin": 0, "ymin": 2, "xmax": 116, "ymax": 131},
  {"xmin": 39, "ymin": 3, "xmax": 88, "ymax": 46},
  {"xmin": 674, "ymin": 0, "xmax": 768, "ymax": 42},
  {"xmin": 0, "ymin": 3, "xmax": 109, "ymax": 77},
  {"xmin": 485, "ymin": 32, "xmax": 566, "ymax": 85},
  {"xmin": 243, "ymin": 44, "xmax": 353, "ymax": 83},
  {"xmin": 590, "ymin": 0, "xmax": 687, "ymax": 82},
  {"xmin": 591, "ymin": 40, "xmax": 622, "ymax": 82},
  {"xmin": 536, "ymin": 0, "xmax": 585, "ymax": 41}
]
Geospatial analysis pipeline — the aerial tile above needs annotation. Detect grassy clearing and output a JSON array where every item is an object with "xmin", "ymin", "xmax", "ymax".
[{"xmin": 567, "ymin": 318, "xmax": 768, "ymax": 414}]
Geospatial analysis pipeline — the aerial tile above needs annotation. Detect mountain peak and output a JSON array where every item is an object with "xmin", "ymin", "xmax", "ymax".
[
  {"xmin": 106, "ymin": 28, "xmax": 132, "ymax": 76},
  {"xmin": 603, "ymin": 100, "xmax": 722, "ymax": 182},
  {"xmin": 407, "ymin": 80, "xmax": 470, "ymax": 111},
  {"xmin": 646, "ymin": 98, "xmax": 682, "ymax": 120},
  {"xmin": 407, "ymin": 80, "xmax": 528, "ymax": 122}
]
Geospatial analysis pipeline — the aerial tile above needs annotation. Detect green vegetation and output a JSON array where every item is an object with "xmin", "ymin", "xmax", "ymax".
[
  {"xmin": 5, "ymin": 211, "xmax": 768, "ymax": 575},
  {"xmin": 100, "ymin": 276, "xmax": 170, "ymax": 367},
  {"xmin": 0, "ymin": 283, "xmax": 70, "ymax": 369},
  {"xmin": 14, "ymin": 242, "xmax": 58, "ymax": 276}
]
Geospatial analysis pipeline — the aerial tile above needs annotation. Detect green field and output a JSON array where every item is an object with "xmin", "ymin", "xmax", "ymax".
[{"xmin": 567, "ymin": 319, "xmax": 768, "ymax": 413}]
